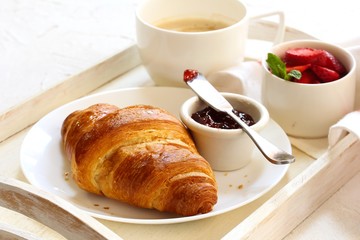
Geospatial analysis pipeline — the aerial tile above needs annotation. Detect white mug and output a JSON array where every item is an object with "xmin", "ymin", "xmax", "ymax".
[{"xmin": 136, "ymin": 0, "xmax": 285, "ymax": 87}]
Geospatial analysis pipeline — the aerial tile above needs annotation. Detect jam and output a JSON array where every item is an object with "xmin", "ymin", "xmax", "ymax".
[
  {"xmin": 183, "ymin": 69, "xmax": 198, "ymax": 82},
  {"xmin": 191, "ymin": 106, "xmax": 255, "ymax": 129}
]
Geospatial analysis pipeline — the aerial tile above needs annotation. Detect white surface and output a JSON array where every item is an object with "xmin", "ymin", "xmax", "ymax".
[
  {"xmin": 20, "ymin": 87, "xmax": 291, "ymax": 224},
  {"xmin": 245, "ymin": 0, "xmax": 360, "ymax": 46},
  {"xmin": 0, "ymin": 0, "xmax": 136, "ymax": 115},
  {"xmin": 2, "ymin": 0, "xmax": 359, "ymax": 118},
  {"xmin": 2, "ymin": 0, "xmax": 360, "ymax": 238}
]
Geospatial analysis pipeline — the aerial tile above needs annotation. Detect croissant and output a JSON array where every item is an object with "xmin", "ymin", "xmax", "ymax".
[{"xmin": 61, "ymin": 103, "xmax": 217, "ymax": 216}]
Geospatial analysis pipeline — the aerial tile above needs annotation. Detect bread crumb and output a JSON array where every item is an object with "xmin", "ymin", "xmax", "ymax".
[{"xmin": 64, "ymin": 172, "xmax": 70, "ymax": 181}]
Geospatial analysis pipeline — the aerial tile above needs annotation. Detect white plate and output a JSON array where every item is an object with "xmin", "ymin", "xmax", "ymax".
[{"xmin": 20, "ymin": 87, "xmax": 291, "ymax": 224}]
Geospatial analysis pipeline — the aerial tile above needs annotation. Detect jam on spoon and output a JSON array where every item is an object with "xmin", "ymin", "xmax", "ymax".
[{"xmin": 184, "ymin": 69, "xmax": 199, "ymax": 82}]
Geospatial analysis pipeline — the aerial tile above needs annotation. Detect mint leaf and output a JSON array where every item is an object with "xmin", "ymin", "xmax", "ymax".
[
  {"xmin": 266, "ymin": 53, "xmax": 301, "ymax": 81},
  {"xmin": 266, "ymin": 53, "xmax": 287, "ymax": 79},
  {"xmin": 288, "ymin": 70, "xmax": 302, "ymax": 80}
]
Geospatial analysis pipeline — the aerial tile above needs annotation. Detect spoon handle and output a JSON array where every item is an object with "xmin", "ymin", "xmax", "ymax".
[
  {"xmin": 184, "ymin": 69, "xmax": 295, "ymax": 165},
  {"xmin": 226, "ymin": 110, "xmax": 295, "ymax": 165}
]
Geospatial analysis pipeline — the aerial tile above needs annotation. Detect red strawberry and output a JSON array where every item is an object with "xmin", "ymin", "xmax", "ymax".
[
  {"xmin": 284, "ymin": 48, "xmax": 323, "ymax": 66},
  {"xmin": 296, "ymin": 69, "xmax": 321, "ymax": 84},
  {"xmin": 286, "ymin": 64, "xmax": 311, "ymax": 73},
  {"xmin": 315, "ymin": 50, "xmax": 347, "ymax": 76},
  {"xmin": 311, "ymin": 65, "xmax": 340, "ymax": 82}
]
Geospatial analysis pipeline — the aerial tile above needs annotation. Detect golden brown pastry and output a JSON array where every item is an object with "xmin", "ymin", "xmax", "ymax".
[{"xmin": 61, "ymin": 103, "xmax": 217, "ymax": 216}]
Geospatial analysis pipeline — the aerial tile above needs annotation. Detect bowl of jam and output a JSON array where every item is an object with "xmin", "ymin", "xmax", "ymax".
[{"xmin": 180, "ymin": 92, "xmax": 269, "ymax": 171}]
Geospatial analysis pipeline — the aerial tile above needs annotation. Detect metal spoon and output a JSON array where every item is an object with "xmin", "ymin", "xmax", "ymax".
[{"xmin": 184, "ymin": 69, "xmax": 295, "ymax": 165}]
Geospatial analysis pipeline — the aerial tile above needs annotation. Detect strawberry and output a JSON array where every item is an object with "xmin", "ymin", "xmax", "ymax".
[
  {"xmin": 296, "ymin": 69, "xmax": 321, "ymax": 84},
  {"xmin": 283, "ymin": 48, "xmax": 323, "ymax": 66},
  {"xmin": 286, "ymin": 64, "xmax": 311, "ymax": 73},
  {"xmin": 311, "ymin": 65, "xmax": 340, "ymax": 82},
  {"xmin": 267, "ymin": 48, "xmax": 347, "ymax": 84},
  {"xmin": 315, "ymin": 50, "xmax": 347, "ymax": 76}
]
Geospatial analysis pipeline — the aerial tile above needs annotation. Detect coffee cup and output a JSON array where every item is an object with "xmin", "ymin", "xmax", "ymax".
[{"xmin": 136, "ymin": 0, "xmax": 285, "ymax": 87}]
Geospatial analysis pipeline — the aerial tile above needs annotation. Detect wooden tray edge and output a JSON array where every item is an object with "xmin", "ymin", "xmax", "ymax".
[
  {"xmin": 0, "ymin": 21, "xmax": 313, "ymax": 143},
  {"xmin": 0, "ymin": 45, "xmax": 140, "ymax": 142},
  {"xmin": 222, "ymin": 133, "xmax": 360, "ymax": 239}
]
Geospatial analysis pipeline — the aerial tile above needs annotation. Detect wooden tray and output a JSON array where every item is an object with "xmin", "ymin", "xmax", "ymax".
[
  {"xmin": 224, "ymin": 133, "xmax": 360, "ymax": 239},
  {"xmin": 1, "ymin": 21, "xmax": 359, "ymax": 239},
  {"xmin": 0, "ymin": 20, "xmax": 313, "ymax": 143}
]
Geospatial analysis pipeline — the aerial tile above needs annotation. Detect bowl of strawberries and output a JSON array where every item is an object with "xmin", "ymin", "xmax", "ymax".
[{"xmin": 262, "ymin": 40, "xmax": 356, "ymax": 138}]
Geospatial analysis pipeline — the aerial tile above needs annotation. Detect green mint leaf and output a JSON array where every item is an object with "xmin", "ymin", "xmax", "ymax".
[
  {"xmin": 266, "ymin": 53, "xmax": 286, "ymax": 78},
  {"xmin": 288, "ymin": 70, "xmax": 302, "ymax": 80},
  {"xmin": 266, "ymin": 53, "xmax": 302, "ymax": 81}
]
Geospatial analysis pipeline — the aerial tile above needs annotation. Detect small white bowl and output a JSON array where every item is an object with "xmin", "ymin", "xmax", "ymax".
[
  {"xmin": 262, "ymin": 40, "xmax": 356, "ymax": 138},
  {"xmin": 180, "ymin": 92, "xmax": 269, "ymax": 171}
]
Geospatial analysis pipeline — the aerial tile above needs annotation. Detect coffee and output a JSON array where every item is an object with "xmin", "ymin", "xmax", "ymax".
[{"xmin": 154, "ymin": 17, "xmax": 231, "ymax": 32}]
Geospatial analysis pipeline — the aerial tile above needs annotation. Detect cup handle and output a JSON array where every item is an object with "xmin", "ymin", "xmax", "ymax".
[{"xmin": 249, "ymin": 11, "xmax": 285, "ymax": 45}]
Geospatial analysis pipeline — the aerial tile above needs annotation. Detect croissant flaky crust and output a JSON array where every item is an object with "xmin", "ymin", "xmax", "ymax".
[{"xmin": 61, "ymin": 103, "xmax": 217, "ymax": 216}]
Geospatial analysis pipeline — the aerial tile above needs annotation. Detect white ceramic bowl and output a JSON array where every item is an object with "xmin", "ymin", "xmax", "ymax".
[
  {"xmin": 180, "ymin": 93, "xmax": 269, "ymax": 171},
  {"xmin": 262, "ymin": 40, "xmax": 356, "ymax": 138}
]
